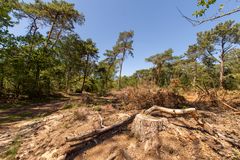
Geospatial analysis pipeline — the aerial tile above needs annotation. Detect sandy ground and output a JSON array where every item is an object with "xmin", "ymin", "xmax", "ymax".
[{"xmin": 0, "ymin": 92, "xmax": 240, "ymax": 160}]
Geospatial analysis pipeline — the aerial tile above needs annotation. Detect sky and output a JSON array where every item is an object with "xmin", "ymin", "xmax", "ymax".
[{"xmin": 10, "ymin": 0, "xmax": 240, "ymax": 76}]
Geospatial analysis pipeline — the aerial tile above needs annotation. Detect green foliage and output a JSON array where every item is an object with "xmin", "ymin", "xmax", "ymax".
[
  {"xmin": 115, "ymin": 30, "xmax": 134, "ymax": 89},
  {"xmin": 63, "ymin": 102, "xmax": 78, "ymax": 109},
  {"xmin": 1, "ymin": 0, "xmax": 240, "ymax": 101},
  {"xmin": 146, "ymin": 49, "xmax": 176, "ymax": 87},
  {"xmin": 197, "ymin": 20, "xmax": 240, "ymax": 88},
  {"xmin": 2, "ymin": 136, "xmax": 21, "ymax": 160},
  {"xmin": 120, "ymin": 21, "xmax": 240, "ymax": 91},
  {"xmin": 93, "ymin": 105, "xmax": 101, "ymax": 111},
  {"xmin": 193, "ymin": 0, "xmax": 240, "ymax": 25},
  {"xmin": 194, "ymin": 0, "xmax": 217, "ymax": 17}
]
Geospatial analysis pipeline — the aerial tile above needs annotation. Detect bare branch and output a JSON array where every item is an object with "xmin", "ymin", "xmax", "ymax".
[
  {"xmin": 206, "ymin": 49, "xmax": 221, "ymax": 63},
  {"xmin": 177, "ymin": 7, "xmax": 240, "ymax": 26}
]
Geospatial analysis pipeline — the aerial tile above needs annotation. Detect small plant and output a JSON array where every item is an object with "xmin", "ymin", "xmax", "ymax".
[
  {"xmin": 63, "ymin": 102, "xmax": 78, "ymax": 109},
  {"xmin": 179, "ymin": 105, "xmax": 188, "ymax": 109},
  {"xmin": 2, "ymin": 136, "xmax": 21, "ymax": 160},
  {"xmin": 73, "ymin": 110, "xmax": 87, "ymax": 121},
  {"xmin": 93, "ymin": 105, "xmax": 101, "ymax": 111}
]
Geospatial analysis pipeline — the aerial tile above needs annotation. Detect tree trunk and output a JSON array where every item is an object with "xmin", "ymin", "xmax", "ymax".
[
  {"xmin": 80, "ymin": 54, "xmax": 90, "ymax": 93},
  {"xmin": 0, "ymin": 76, "xmax": 3, "ymax": 96},
  {"xmin": 193, "ymin": 60, "xmax": 197, "ymax": 87},
  {"xmin": 35, "ymin": 63, "xmax": 40, "ymax": 96},
  {"xmin": 65, "ymin": 67, "xmax": 71, "ymax": 94},
  {"xmin": 219, "ymin": 39, "xmax": 226, "ymax": 89},
  {"xmin": 118, "ymin": 52, "xmax": 125, "ymax": 90},
  {"xmin": 51, "ymin": 28, "xmax": 63, "ymax": 49},
  {"xmin": 131, "ymin": 114, "xmax": 167, "ymax": 153},
  {"xmin": 104, "ymin": 55, "xmax": 117, "ymax": 92},
  {"xmin": 45, "ymin": 14, "xmax": 58, "ymax": 47},
  {"xmin": 219, "ymin": 58, "xmax": 224, "ymax": 88}
]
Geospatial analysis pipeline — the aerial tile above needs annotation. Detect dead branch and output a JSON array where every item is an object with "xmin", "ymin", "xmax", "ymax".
[
  {"xmin": 234, "ymin": 112, "xmax": 240, "ymax": 115},
  {"xmin": 216, "ymin": 132, "xmax": 240, "ymax": 149},
  {"xmin": 98, "ymin": 113, "xmax": 107, "ymax": 128},
  {"xmin": 145, "ymin": 105, "xmax": 196, "ymax": 115},
  {"xmin": 196, "ymin": 84, "xmax": 239, "ymax": 112},
  {"xmin": 66, "ymin": 114, "xmax": 137, "ymax": 142},
  {"xmin": 177, "ymin": 7, "xmax": 240, "ymax": 26},
  {"xmin": 144, "ymin": 105, "xmax": 204, "ymax": 126},
  {"xmin": 220, "ymin": 100, "xmax": 238, "ymax": 112}
]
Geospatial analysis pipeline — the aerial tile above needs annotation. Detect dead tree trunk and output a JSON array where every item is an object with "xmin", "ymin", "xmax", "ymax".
[{"xmin": 131, "ymin": 106, "xmax": 201, "ymax": 154}]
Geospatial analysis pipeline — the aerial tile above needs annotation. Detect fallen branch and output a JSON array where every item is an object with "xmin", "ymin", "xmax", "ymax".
[
  {"xmin": 144, "ymin": 105, "xmax": 203, "ymax": 125},
  {"xmin": 145, "ymin": 105, "xmax": 196, "ymax": 115},
  {"xmin": 234, "ymin": 112, "xmax": 240, "ymax": 115},
  {"xmin": 66, "ymin": 114, "xmax": 137, "ymax": 142},
  {"xmin": 98, "ymin": 113, "xmax": 107, "ymax": 128},
  {"xmin": 216, "ymin": 132, "xmax": 240, "ymax": 149},
  {"xmin": 220, "ymin": 100, "xmax": 238, "ymax": 112},
  {"xmin": 196, "ymin": 85, "xmax": 239, "ymax": 112}
]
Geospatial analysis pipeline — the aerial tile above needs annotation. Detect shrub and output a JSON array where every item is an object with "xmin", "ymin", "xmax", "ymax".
[{"xmin": 73, "ymin": 109, "xmax": 87, "ymax": 121}]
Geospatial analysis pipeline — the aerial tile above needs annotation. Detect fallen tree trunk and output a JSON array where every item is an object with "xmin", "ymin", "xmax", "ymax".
[
  {"xmin": 65, "ymin": 113, "xmax": 137, "ymax": 160},
  {"xmin": 66, "ymin": 113, "xmax": 137, "ymax": 142}
]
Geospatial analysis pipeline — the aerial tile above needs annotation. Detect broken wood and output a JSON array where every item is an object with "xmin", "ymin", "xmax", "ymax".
[
  {"xmin": 98, "ymin": 113, "xmax": 107, "ymax": 128},
  {"xmin": 66, "ymin": 113, "xmax": 137, "ymax": 142},
  {"xmin": 145, "ymin": 105, "xmax": 197, "ymax": 115},
  {"xmin": 145, "ymin": 105, "xmax": 204, "ymax": 126},
  {"xmin": 234, "ymin": 112, "xmax": 240, "ymax": 115},
  {"xmin": 220, "ymin": 100, "xmax": 238, "ymax": 112},
  {"xmin": 196, "ymin": 84, "xmax": 239, "ymax": 112},
  {"xmin": 215, "ymin": 132, "xmax": 240, "ymax": 149}
]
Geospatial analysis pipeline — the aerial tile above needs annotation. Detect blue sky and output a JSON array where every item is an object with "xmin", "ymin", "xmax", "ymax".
[{"xmin": 10, "ymin": 0, "xmax": 240, "ymax": 75}]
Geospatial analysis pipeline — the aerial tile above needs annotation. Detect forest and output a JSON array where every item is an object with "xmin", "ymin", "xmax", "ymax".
[{"xmin": 0, "ymin": 0, "xmax": 240, "ymax": 160}]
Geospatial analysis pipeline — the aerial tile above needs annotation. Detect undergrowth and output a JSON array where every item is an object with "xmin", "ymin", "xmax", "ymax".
[{"xmin": 2, "ymin": 136, "xmax": 21, "ymax": 160}]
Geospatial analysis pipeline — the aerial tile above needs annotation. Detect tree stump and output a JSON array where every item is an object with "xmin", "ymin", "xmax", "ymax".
[{"xmin": 131, "ymin": 114, "xmax": 168, "ymax": 154}]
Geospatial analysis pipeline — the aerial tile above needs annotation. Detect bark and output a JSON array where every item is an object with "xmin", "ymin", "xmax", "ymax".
[
  {"xmin": 65, "ymin": 67, "xmax": 71, "ymax": 94},
  {"xmin": 220, "ymin": 39, "xmax": 225, "ymax": 88},
  {"xmin": 0, "ymin": 76, "xmax": 3, "ymax": 96},
  {"xmin": 104, "ymin": 55, "xmax": 117, "ymax": 92},
  {"xmin": 45, "ymin": 14, "xmax": 59, "ymax": 47},
  {"xmin": 35, "ymin": 63, "xmax": 40, "ymax": 96},
  {"xmin": 51, "ymin": 28, "xmax": 63, "ymax": 49},
  {"xmin": 219, "ymin": 57, "xmax": 224, "ymax": 88},
  {"xmin": 80, "ymin": 54, "xmax": 90, "ymax": 93},
  {"xmin": 193, "ymin": 60, "xmax": 198, "ymax": 87},
  {"xmin": 131, "ymin": 114, "xmax": 166, "ymax": 155},
  {"xmin": 118, "ymin": 52, "xmax": 125, "ymax": 90},
  {"xmin": 131, "ymin": 114, "xmax": 168, "ymax": 141},
  {"xmin": 145, "ymin": 106, "xmax": 203, "ymax": 126},
  {"xmin": 144, "ymin": 105, "xmax": 197, "ymax": 115},
  {"xmin": 66, "ymin": 113, "xmax": 136, "ymax": 142}
]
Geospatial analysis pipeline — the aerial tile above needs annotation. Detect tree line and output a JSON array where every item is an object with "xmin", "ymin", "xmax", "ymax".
[
  {"xmin": 0, "ymin": 0, "xmax": 239, "ymax": 99},
  {"xmin": 123, "ymin": 20, "xmax": 240, "ymax": 90},
  {"xmin": 0, "ymin": 0, "xmax": 135, "ymax": 98}
]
